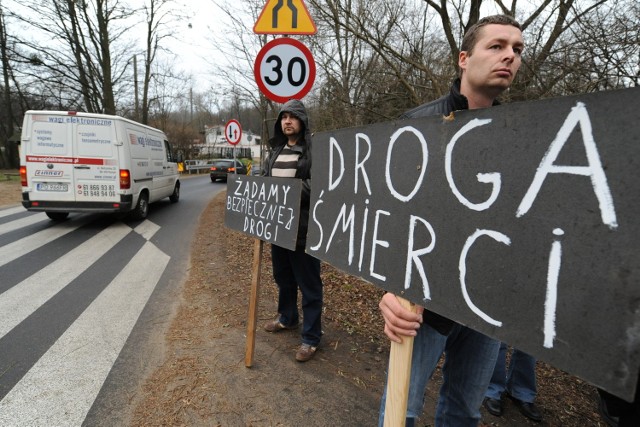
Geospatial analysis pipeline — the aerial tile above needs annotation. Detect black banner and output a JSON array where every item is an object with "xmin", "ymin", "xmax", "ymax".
[
  {"xmin": 307, "ymin": 87, "xmax": 640, "ymax": 400},
  {"xmin": 225, "ymin": 175, "xmax": 302, "ymax": 251}
]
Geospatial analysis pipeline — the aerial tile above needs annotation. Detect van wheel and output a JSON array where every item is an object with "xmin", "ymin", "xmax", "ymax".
[
  {"xmin": 169, "ymin": 182, "xmax": 180, "ymax": 203},
  {"xmin": 132, "ymin": 192, "xmax": 149, "ymax": 220},
  {"xmin": 46, "ymin": 212, "xmax": 69, "ymax": 221}
]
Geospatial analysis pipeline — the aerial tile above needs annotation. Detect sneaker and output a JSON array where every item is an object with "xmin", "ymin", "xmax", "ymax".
[
  {"xmin": 295, "ymin": 343, "xmax": 317, "ymax": 362},
  {"xmin": 263, "ymin": 317, "xmax": 298, "ymax": 333}
]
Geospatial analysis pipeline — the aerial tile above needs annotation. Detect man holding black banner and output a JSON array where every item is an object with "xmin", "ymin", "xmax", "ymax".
[
  {"xmin": 378, "ymin": 15, "xmax": 525, "ymax": 426},
  {"xmin": 262, "ymin": 99, "xmax": 324, "ymax": 363}
]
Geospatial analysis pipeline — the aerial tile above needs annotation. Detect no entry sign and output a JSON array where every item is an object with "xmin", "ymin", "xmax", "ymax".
[{"xmin": 254, "ymin": 38, "xmax": 316, "ymax": 103}]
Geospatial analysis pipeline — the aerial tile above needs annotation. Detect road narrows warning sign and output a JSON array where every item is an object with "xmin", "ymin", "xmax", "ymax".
[{"xmin": 253, "ymin": 0, "xmax": 317, "ymax": 35}]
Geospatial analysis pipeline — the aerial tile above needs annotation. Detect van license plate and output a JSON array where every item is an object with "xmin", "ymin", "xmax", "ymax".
[{"xmin": 37, "ymin": 183, "xmax": 68, "ymax": 192}]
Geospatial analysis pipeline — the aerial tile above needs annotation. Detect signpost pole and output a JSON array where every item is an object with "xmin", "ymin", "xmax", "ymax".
[
  {"xmin": 383, "ymin": 296, "xmax": 416, "ymax": 427},
  {"xmin": 245, "ymin": 238, "xmax": 264, "ymax": 367}
]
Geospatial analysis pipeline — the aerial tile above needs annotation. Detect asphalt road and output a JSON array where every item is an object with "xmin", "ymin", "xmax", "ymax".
[{"xmin": 0, "ymin": 174, "xmax": 223, "ymax": 426}]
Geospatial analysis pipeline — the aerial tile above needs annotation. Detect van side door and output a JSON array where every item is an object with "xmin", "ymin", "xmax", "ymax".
[{"xmin": 161, "ymin": 139, "xmax": 178, "ymax": 190}]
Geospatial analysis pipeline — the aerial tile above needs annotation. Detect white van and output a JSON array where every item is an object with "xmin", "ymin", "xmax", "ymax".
[{"xmin": 19, "ymin": 110, "xmax": 180, "ymax": 220}]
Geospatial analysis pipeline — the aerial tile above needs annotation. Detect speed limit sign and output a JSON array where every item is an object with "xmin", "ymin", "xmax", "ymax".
[{"xmin": 254, "ymin": 38, "xmax": 316, "ymax": 103}]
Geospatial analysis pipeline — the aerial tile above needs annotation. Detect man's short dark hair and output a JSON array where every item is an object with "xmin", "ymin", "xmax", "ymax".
[{"xmin": 461, "ymin": 14, "xmax": 522, "ymax": 55}]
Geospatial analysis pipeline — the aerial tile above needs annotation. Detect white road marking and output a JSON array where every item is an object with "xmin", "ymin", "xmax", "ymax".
[
  {"xmin": 0, "ymin": 241, "xmax": 170, "ymax": 426},
  {"xmin": 0, "ymin": 213, "xmax": 47, "ymax": 236},
  {"xmin": 0, "ymin": 217, "xmax": 92, "ymax": 268},
  {"xmin": 0, "ymin": 206, "xmax": 26, "ymax": 218},
  {"xmin": 0, "ymin": 223, "xmax": 131, "ymax": 339},
  {"xmin": 134, "ymin": 219, "xmax": 160, "ymax": 241}
]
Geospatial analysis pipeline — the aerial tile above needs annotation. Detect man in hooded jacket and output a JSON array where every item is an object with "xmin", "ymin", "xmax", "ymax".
[{"xmin": 262, "ymin": 99, "xmax": 323, "ymax": 362}]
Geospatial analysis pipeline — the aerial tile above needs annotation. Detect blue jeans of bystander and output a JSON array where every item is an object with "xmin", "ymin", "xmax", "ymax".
[
  {"xmin": 379, "ymin": 322, "xmax": 499, "ymax": 426},
  {"xmin": 485, "ymin": 343, "xmax": 537, "ymax": 403}
]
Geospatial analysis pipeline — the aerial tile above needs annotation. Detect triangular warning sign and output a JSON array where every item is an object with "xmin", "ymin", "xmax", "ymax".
[{"xmin": 253, "ymin": 0, "xmax": 317, "ymax": 35}]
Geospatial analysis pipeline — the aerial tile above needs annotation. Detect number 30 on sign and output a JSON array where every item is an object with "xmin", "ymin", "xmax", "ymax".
[{"xmin": 254, "ymin": 38, "xmax": 316, "ymax": 103}]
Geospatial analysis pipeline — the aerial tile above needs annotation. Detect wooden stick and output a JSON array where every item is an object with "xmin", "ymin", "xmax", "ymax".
[
  {"xmin": 245, "ymin": 238, "xmax": 264, "ymax": 368},
  {"xmin": 384, "ymin": 296, "xmax": 416, "ymax": 427}
]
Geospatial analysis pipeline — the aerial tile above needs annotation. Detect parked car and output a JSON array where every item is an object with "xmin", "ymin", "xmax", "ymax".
[{"xmin": 210, "ymin": 159, "xmax": 248, "ymax": 182}]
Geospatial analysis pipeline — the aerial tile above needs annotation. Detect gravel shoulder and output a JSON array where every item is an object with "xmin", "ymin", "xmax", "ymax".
[{"xmin": 128, "ymin": 192, "xmax": 386, "ymax": 426}]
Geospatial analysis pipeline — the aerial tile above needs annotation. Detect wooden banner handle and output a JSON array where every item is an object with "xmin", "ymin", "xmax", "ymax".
[
  {"xmin": 384, "ymin": 296, "xmax": 416, "ymax": 426},
  {"xmin": 245, "ymin": 238, "xmax": 264, "ymax": 367}
]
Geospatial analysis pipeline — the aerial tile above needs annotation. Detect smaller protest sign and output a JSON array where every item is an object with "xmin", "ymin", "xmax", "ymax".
[{"xmin": 225, "ymin": 175, "xmax": 302, "ymax": 250}]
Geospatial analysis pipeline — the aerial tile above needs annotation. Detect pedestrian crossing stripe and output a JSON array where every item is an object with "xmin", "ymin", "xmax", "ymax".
[
  {"xmin": 253, "ymin": 0, "xmax": 317, "ymax": 35},
  {"xmin": 0, "ymin": 213, "xmax": 170, "ymax": 425},
  {"xmin": 0, "ymin": 222, "xmax": 132, "ymax": 339},
  {"xmin": 0, "ymin": 216, "xmax": 91, "ymax": 268},
  {"xmin": 0, "ymin": 241, "xmax": 169, "ymax": 425}
]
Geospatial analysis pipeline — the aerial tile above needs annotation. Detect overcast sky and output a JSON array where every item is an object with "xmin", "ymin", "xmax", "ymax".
[{"xmin": 162, "ymin": 2, "xmax": 224, "ymax": 89}]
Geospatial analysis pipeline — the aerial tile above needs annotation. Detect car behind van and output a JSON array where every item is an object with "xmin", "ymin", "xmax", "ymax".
[
  {"xmin": 209, "ymin": 159, "xmax": 248, "ymax": 182},
  {"xmin": 19, "ymin": 110, "xmax": 180, "ymax": 220}
]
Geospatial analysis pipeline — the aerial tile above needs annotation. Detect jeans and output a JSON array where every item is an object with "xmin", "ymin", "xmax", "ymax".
[
  {"xmin": 485, "ymin": 343, "xmax": 537, "ymax": 403},
  {"xmin": 379, "ymin": 322, "xmax": 499, "ymax": 426},
  {"xmin": 271, "ymin": 244, "xmax": 323, "ymax": 346}
]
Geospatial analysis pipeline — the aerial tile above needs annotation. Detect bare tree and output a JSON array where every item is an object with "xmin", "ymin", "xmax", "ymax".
[
  {"xmin": 307, "ymin": 0, "xmax": 379, "ymax": 127},
  {"xmin": 0, "ymin": 1, "xmax": 17, "ymax": 168},
  {"xmin": 306, "ymin": 0, "xmax": 457, "ymax": 121},
  {"xmin": 0, "ymin": 2, "xmax": 14, "ymax": 139},
  {"xmin": 531, "ymin": 0, "xmax": 640, "ymax": 95},
  {"xmin": 309, "ymin": 0, "xmax": 633, "ymax": 113},
  {"xmin": 6, "ymin": 0, "xmax": 137, "ymax": 113},
  {"xmin": 307, "ymin": 0, "xmax": 456, "ymax": 125},
  {"xmin": 138, "ymin": 0, "xmax": 185, "ymax": 124},
  {"xmin": 2, "ymin": 0, "xmax": 637, "ymax": 130},
  {"xmin": 209, "ymin": 0, "xmax": 275, "ymax": 110},
  {"xmin": 208, "ymin": 0, "xmax": 282, "ymax": 166},
  {"xmin": 5, "ymin": 0, "xmax": 195, "ymax": 120}
]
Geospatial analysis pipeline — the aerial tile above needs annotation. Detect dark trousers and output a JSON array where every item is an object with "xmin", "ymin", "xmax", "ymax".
[
  {"xmin": 598, "ymin": 372, "xmax": 640, "ymax": 427},
  {"xmin": 271, "ymin": 244, "xmax": 323, "ymax": 346}
]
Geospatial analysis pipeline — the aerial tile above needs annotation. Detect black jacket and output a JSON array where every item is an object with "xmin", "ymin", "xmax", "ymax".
[
  {"xmin": 263, "ymin": 100, "xmax": 312, "ymax": 251},
  {"xmin": 402, "ymin": 78, "xmax": 499, "ymax": 119},
  {"xmin": 401, "ymin": 79, "xmax": 467, "ymax": 119}
]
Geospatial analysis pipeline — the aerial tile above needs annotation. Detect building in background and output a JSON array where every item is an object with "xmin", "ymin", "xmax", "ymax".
[{"xmin": 199, "ymin": 125, "xmax": 263, "ymax": 161}]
